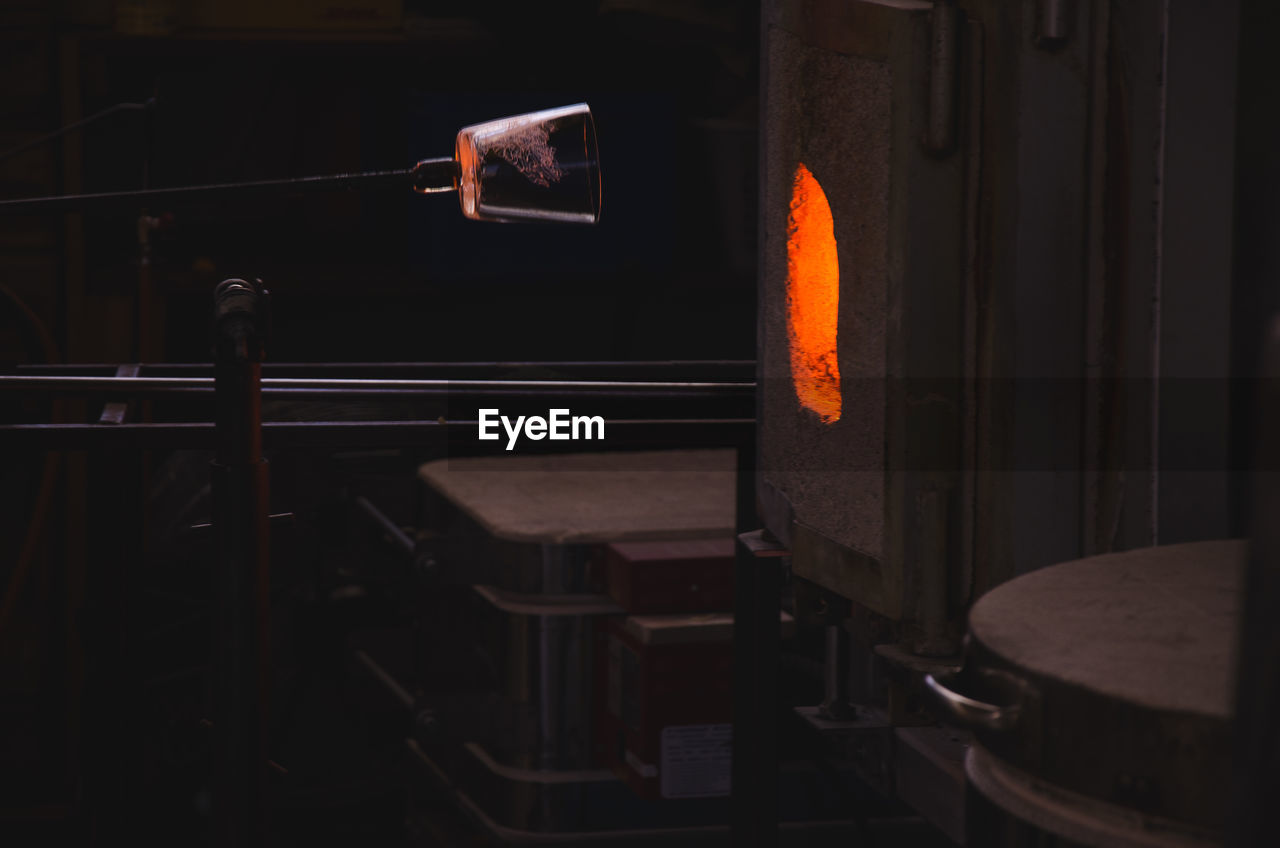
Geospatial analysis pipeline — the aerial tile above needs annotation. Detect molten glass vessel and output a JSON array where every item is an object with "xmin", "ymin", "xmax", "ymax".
[{"xmin": 451, "ymin": 103, "xmax": 601, "ymax": 224}]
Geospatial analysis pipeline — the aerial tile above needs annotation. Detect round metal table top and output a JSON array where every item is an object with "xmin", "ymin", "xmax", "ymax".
[{"xmin": 968, "ymin": 539, "xmax": 1245, "ymax": 719}]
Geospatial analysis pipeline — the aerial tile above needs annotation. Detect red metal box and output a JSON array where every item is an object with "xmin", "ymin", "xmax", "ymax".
[{"xmin": 604, "ymin": 537, "xmax": 734, "ymax": 614}]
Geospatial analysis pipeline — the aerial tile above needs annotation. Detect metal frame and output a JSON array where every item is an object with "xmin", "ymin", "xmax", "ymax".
[
  {"xmin": 0, "ymin": 361, "xmax": 755, "ymax": 450},
  {"xmin": 1, "ymin": 351, "xmax": 758, "ymax": 845}
]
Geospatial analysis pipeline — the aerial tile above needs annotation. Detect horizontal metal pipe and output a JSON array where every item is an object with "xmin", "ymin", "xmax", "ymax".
[
  {"xmin": 119, "ymin": 388, "xmax": 753, "ymax": 403},
  {"xmin": 0, "ymin": 418, "xmax": 754, "ymax": 450},
  {"xmin": 0, "ymin": 375, "xmax": 754, "ymax": 394},
  {"xmin": 18, "ymin": 360, "xmax": 756, "ymax": 374}
]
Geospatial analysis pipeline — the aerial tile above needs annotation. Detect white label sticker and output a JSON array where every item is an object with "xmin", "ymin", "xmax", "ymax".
[{"xmin": 659, "ymin": 724, "xmax": 732, "ymax": 799}]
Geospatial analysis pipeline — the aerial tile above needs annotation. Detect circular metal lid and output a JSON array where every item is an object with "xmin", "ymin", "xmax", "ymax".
[
  {"xmin": 970, "ymin": 540, "xmax": 1242, "ymax": 720},
  {"xmin": 938, "ymin": 540, "xmax": 1244, "ymax": 834}
]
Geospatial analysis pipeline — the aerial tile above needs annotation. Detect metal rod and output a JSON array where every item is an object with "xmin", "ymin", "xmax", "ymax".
[
  {"xmin": 1036, "ymin": 0, "xmax": 1072, "ymax": 46},
  {"xmin": 539, "ymin": 546, "xmax": 566, "ymax": 773},
  {"xmin": 0, "ymin": 375, "xmax": 753, "ymax": 394},
  {"xmin": 210, "ymin": 279, "xmax": 271, "ymax": 847},
  {"xmin": 731, "ymin": 433, "xmax": 779, "ymax": 846},
  {"xmin": 1230, "ymin": 316, "xmax": 1280, "ymax": 845},
  {"xmin": 925, "ymin": 0, "xmax": 958, "ymax": 154},
  {"xmin": 352, "ymin": 650, "xmax": 415, "ymax": 711},
  {"xmin": 0, "ymin": 419, "xmax": 754, "ymax": 450},
  {"xmin": 353, "ymin": 495, "xmax": 415, "ymax": 556},
  {"xmin": 17, "ymin": 359, "xmax": 757, "ymax": 374},
  {"xmin": 0, "ymin": 99, "xmax": 153, "ymax": 165},
  {"xmin": 819, "ymin": 625, "xmax": 853, "ymax": 720},
  {"xmin": 6, "ymin": 390, "xmax": 751, "ymax": 409},
  {"xmin": 0, "ymin": 167, "xmax": 419, "ymax": 216}
]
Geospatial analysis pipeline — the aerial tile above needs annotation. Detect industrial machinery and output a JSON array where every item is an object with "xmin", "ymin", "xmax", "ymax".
[
  {"xmin": 1, "ymin": 2, "xmax": 1276, "ymax": 846},
  {"xmin": 746, "ymin": 1, "xmax": 1265, "ymax": 846}
]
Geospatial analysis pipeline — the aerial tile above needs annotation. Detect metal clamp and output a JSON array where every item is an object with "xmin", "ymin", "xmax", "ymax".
[{"xmin": 924, "ymin": 670, "xmax": 1024, "ymax": 732}]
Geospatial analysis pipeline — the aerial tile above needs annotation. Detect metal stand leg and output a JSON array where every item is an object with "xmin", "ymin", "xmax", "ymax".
[
  {"xmin": 210, "ymin": 279, "xmax": 271, "ymax": 847},
  {"xmin": 1231, "ymin": 316, "xmax": 1280, "ymax": 846},
  {"xmin": 731, "ymin": 429, "xmax": 780, "ymax": 847},
  {"xmin": 819, "ymin": 624, "xmax": 853, "ymax": 720}
]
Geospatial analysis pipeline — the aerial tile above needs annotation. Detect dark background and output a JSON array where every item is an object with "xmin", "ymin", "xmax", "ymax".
[
  {"xmin": 5, "ymin": 0, "xmax": 1280, "ymax": 845},
  {"xmin": 0, "ymin": 0, "xmax": 758, "ymax": 367},
  {"xmin": 0, "ymin": 2, "xmax": 759, "ymax": 843}
]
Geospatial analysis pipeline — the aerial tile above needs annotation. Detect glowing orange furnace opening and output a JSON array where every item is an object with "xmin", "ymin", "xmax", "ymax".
[{"xmin": 787, "ymin": 163, "xmax": 841, "ymax": 424}]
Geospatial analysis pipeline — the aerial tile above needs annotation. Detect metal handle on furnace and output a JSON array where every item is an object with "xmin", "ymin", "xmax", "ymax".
[{"xmin": 924, "ymin": 672, "xmax": 1023, "ymax": 732}]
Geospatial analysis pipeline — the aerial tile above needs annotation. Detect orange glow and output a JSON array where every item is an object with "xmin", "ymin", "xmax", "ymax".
[{"xmin": 787, "ymin": 163, "xmax": 841, "ymax": 424}]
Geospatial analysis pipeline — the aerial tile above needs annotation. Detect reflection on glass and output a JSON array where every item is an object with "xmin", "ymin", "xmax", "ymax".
[{"xmin": 453, "ymin": 103, "xmax": 601, "ymax": 224}]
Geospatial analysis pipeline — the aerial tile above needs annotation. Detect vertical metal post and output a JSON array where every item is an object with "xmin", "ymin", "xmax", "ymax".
[
  {"xmin": 1231, "ymin": 317, "xmax": 1280, "ymax": 846},
  {"xmin": 83, "ymin": 438, "xmax": 145, "ymax": 838},
  {"xmin": 925, "ymin": 1, "xmax": 959, "ymax": 155},
  {"xmin": 136, "ymin": 96, "xmax": 157, "ymax": 363},
  {"xmin": 210, "ymin": 279, "xmax": 271, "ymax": 847},
  {"xmin": 731, "ymin": 423, "xmax": 778, "ymax": 846},
  {"xmin": 538, "ymin": 544, "xmax": 562, "ymax": 768},
  {"xmin": 1036, "ymin": 0, "xmax": 1073, "ymax": 47},
  {"xmin": 819, "ymin": 625, "xmax": 852, "ymax": 720}
]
